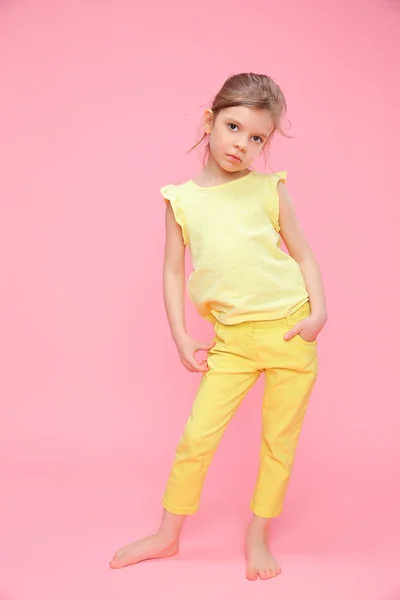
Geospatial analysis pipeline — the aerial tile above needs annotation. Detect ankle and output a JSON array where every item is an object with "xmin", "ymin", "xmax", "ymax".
[
  {"xmin": 153, "ymin": 528, "xmax": 175, "ymax": 543},
  {"xmin": 157, "ymin": 510, "xmax": 186, "ymax": 544},
  {"xmin": 247, "ymin": 516, "xmax": 271, "ymax": 538}
]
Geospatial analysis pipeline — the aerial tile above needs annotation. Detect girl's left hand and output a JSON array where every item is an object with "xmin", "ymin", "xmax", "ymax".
[{"xmin": 284, "ymin": 314, "xmax": 327, "ymax": 344}]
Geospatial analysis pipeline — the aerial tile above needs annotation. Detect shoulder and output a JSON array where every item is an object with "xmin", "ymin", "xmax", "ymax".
[
  {"xmin": 251, "ymin": 171, "xmax": 286, "ymax": 232},
  {"xmin": 267, "ymin": 170, "xmax": 287, "ymax": 187},
  {"xmin": 251, "ymin": 170, "xmax": 287, "ymax": 187},
  {"xmin": 252, "ymin": 171, "xmax": 289, "ymax": 206},
  {"xmin": 275, "ymin": 176, "xmax": 293, "ymax": 209},
  {"xmin": 160, "ymin": 179, "xmax": 193, "ymax": 201},
  {"xmin": 160, "ymin": 183, "xmax": 180, "ymax": 202}
]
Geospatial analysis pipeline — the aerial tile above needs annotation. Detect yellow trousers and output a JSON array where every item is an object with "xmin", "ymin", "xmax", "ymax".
[{"xmin": 163, "ymin": 301, "xmax": 318, "ymax": 519}]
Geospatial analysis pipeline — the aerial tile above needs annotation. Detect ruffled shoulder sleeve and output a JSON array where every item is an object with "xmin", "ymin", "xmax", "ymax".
[
  {"xmin": 265, "ymin": 170, "xmax": 287, "ymax": 233},
  {"xmin": 160, "ymin": 184, "xmax": 188, "ymax": 245}
]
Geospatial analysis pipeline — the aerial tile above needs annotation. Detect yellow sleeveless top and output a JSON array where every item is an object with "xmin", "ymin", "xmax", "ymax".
[{"xmin": 161, "ymin": 170, "xmax": 309, "ymax": 325}]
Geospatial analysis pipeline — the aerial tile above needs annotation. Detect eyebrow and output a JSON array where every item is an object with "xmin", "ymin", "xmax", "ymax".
[{"xmin": 224, "ymin": 117, "xmax": 269, "ymax": 138}]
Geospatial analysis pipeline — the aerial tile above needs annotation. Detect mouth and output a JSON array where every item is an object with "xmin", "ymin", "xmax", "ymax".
[{"xmin": 226, "ymin": 154, "xmax": 242, "ymax": 163}]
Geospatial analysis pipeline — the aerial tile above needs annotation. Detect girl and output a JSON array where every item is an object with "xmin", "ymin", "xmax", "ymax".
[{"xmin": 110, "ymin": 72, "xmax": 327, "ymax": 580}]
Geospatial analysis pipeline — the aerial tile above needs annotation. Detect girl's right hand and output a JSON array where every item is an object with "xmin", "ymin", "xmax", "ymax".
[{"xmin": 176, "ymin": 334, "xmax": 215, "ymax": 373}]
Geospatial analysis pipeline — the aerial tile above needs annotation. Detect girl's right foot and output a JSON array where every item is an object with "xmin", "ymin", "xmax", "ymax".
[{"xmin": 110, "ymin": 532, "xmax": 179, "ymax": 569}]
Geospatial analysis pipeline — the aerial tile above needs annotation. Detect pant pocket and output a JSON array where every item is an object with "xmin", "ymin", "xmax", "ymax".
[
  {"xmin": 298, "ymin": 332, "xmax": 317, "ymax": 346},
  {"xmin": 286, "ymin": 301, "xmax": 317, "ymax": 346},
  {"xmin": 286, "ymin": 301, "xmax": 311, "ymax": 327}
]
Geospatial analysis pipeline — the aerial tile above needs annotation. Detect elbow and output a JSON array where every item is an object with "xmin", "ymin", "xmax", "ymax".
[
  {"xmin": 163, "ymin": 261, "xmax": 184, "ymax": 279},
  {"xmin": 297, "ymin": 250, "xmax": 316, "ymax": 266}
]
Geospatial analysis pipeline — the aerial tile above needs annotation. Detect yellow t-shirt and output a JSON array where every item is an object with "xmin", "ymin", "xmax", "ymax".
[{"xmin": 161, "ymin": 170, "xmax": 309, "ymax": 325}]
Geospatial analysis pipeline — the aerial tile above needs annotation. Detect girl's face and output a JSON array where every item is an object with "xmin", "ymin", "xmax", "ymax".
[{"xmin": 204, "ymin": 106, "xmax": 275, "ymax": 172}]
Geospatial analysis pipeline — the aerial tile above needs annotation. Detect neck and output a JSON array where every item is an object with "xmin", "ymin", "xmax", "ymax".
[{"xmin": 193, "ymin": 154, "xmax": 250, "ymax": 186}]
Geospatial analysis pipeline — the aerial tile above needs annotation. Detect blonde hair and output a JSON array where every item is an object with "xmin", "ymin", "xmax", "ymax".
[{"xmin": 187, "ymin": 72, "xmax": 292, "ymax": 165}]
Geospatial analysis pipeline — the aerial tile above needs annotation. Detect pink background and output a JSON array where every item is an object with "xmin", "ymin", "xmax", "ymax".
[{"xmin": 1, "ymin": 1, "xmax": 399, "ymax": 598}]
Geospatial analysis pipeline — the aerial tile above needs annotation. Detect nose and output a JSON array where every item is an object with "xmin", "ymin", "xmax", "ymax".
[{"xmin": 234, "ymin": 137, "xmax": 247, "ymax": 152}]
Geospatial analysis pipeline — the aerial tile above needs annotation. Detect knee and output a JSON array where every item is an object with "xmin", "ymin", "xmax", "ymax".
[{"xmin": 178, "ymin": 423, "xmax": 215, "ymax": 459}]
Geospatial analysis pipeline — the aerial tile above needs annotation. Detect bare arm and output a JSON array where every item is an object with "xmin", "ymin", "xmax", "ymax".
[
  {"xmin": 277, "ymin": 181, "xmax": 327, "ymax": 321},
  {"xmin": 277, "ymin": 181, "xmax": 327, "ymax": 341},
  {"xmin": 163, "ymin": 202, "xmax": 214, "ymax": 371},
  {"xmin": 163, "ymin": 202, "xmax": 187, "ymax": 345}
]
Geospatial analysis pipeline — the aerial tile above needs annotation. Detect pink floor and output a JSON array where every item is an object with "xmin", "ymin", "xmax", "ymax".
[{"xmin": 2, "ymin": 463, "xmax": 399, "ymax": 600}]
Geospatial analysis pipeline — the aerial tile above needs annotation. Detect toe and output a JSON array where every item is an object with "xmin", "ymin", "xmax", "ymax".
[
  {"xmin": 246, "ymin": 568, "xmax": 258, "ymax": 581},
  {"xmin": 109, "ymin": 551, "xmax": 124, "ymax": 569},
  {"xmin": 259, "ymin": 570, "xmax": 268, "ymax": 580},
  {"xmin": 270, "ymin": 566, "xmax": 279, "ymax": 578}
]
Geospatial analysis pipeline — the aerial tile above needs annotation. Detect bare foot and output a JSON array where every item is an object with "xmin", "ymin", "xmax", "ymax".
[
  {"xmin": 110, "ymin": 533, "xmax": 179, "ymax": 569},
  {"xmin": 245, "ymin": 526, "xmax": 281, "ymax": 581}
]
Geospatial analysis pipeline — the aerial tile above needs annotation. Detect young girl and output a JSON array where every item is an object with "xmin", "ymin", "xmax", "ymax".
[{"xmin": 110, "ymin": 72, "xmax": 327, "ymax": 580}]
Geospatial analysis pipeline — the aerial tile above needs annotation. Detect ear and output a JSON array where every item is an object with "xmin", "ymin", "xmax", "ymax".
[{"xmin": 203, "ymin": 108, "xmax": 214, "ymax": 135}]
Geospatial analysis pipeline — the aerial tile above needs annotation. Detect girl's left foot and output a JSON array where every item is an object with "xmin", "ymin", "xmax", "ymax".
[{"xmin": 245, "ymin": 524, "xmax": 281, "ymax": 580}]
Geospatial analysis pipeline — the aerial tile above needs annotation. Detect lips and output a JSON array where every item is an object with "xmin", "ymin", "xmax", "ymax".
[{"xmin": 226, "ymin": 154, "xmax": 242, "ymax": 162}]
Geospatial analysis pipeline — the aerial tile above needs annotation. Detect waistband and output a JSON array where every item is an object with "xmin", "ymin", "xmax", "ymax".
[{"xmin": 214, "ymin": 300, "xmax": 311, "ymax": 331}]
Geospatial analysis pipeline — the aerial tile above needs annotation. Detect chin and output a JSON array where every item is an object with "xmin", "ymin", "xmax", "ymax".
[{"xmin": 221, "ymin": 159, "xmax": 243, "ymax": 172}]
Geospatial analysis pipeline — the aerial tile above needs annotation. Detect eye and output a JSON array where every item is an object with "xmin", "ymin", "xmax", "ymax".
[
  {"xmin": 228, "ymin": 123, "xmax": 238, "ymax": 131},
  {"xmin": 252, "ymin": 136, "xmax": 263, "ymax": 143}
]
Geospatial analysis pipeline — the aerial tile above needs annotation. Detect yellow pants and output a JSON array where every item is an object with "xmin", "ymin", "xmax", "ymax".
[{"xmin": 163, "ymin": 301, "xmax": 318, "ymax": 519}]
